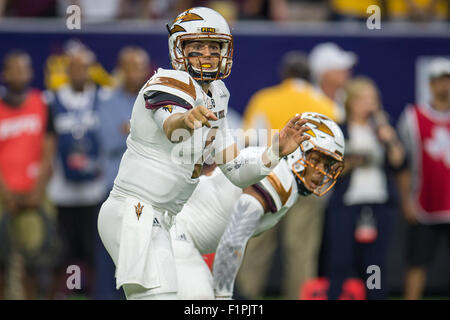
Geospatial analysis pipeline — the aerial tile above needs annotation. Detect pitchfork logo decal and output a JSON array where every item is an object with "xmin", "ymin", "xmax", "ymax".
[
  {"xmin": 135, "ymin": 202, "xmax": 144, "ymax": 220},
  {"xmin": 174, "ymin": 10, "xmax": 203, "ymax": 23},
  {"xmin": 305, "ymin": 119, "xmax": 335, "ymax": 137}
]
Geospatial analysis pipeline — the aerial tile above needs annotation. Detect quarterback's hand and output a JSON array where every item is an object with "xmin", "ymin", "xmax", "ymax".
[
  {"xmin": 275, "ymin": 114, "xmax": 310, "ymax": 158},
  {"xmin": 183, "ymin": 106, "xmax": 218, "ymax": 130}
]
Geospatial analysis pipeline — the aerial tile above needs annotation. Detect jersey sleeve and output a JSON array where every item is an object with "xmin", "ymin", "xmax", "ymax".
[
  {"xmin": 153, "ymin": 105, "xmax": 188, "ymax": 131},
  {"xmin": 253, "ymin": 160, "xmax": 295, "ymax": 213},
  {"xmin": 142, "ymin": 69, "xmax": 197, "ymax": 111}
]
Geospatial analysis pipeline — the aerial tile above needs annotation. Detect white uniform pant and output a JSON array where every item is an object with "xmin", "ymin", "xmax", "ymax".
[
  {"xmin": 97, "ymin": 193, "xmax": 178, "ymax": 300},
  {"xmin": 171, "ymin": 218, "xmax": 215, "ymax": 300}
]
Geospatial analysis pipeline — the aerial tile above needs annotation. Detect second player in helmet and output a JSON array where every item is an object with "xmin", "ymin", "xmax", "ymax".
[
  {"xmin": 287, "ymin": 112, "xmax": 344, "ymax": 196},
  {"xmin": 171, "ymin": 112, "xmax": 345, "ymax": 299}
]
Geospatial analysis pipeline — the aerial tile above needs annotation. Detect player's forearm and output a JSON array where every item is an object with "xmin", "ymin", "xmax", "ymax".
[
  {"xmin": 163, "ymin": 113, "xmax": 191, "ymax": 142},
  {"xmin": 213, "ymin": 194, "xmax": 264, "ymax": 299},
  {"xmin": 218, "ymin": 146, "xmax": 280, "ymax": 189},
  {"xmin": 219, "ymin": 115, "xmax": 309, "ymax": 181}
]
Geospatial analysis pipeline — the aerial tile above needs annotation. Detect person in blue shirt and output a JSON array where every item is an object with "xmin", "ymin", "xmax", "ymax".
[
  {"xmin": 94, "ymin": 46, "xmax": 151, "ymax": 299},
  {"xmin": 98, "ymin": 47, "xmax": 151, "ymax": 191}
]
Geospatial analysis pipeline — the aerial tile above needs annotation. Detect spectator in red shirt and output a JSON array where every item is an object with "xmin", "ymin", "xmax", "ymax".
[
  {"xmin": 397, "ymin": 58, "xmax": 450, "ymax": 300},
  {"xmin": 0, "ymin": 50, "xmax": 56, "ymax": 299}
]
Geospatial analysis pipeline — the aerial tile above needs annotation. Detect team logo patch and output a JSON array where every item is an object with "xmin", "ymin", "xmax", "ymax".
[
  {"xmin": 162, "ymin": 105, "xmax": 174, "ymax": 113},
  {"xmin": 134, "ymin": 202, "xmax": 144, "ymax": 220}
]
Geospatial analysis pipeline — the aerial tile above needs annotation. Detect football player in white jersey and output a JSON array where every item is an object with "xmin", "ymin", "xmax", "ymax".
[
  {"xmin": 97, "ymin": 7, "xmax": 311, "ymax": 300},
  {"xmin": 171, "ymin": 112, "xmax": 345, "ymax": 299}
]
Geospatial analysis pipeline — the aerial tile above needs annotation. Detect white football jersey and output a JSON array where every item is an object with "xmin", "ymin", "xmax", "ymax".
[
  {"xmin": 176, "ymin": 167, "xmax": 243, "ymax": 254},
  {"xmin": 176, "ymin": 158, "xmax": 299, "ymax": 254},
  {"xmin": 112, "ymin": 68, "xmax": 233, "ymax": 215}
]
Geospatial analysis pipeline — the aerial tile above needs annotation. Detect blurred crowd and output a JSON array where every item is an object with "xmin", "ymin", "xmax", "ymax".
[
  {"xmin": 0, "ymin": 40, "xmax": 152, "ymax": 299},
  {"xmin": 0, "ymin": 0, "xmax": 448, "ymax": 23}
]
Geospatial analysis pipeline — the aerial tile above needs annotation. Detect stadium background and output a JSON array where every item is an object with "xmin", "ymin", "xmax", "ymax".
[
  {"xmin": 1, "ymin": 21, "xmax": 450, "ymax": 124},
  {"xmin": 0, "ymin": 3, "xmax": 449, "ymax": 298}
]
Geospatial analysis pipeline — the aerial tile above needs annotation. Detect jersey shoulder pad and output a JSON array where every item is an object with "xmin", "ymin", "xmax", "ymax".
[
  {"xmin": 142, "ymin": 68, "xmax": 199, "ymax": 107},
  {"xmin": 256, "ymin": 160, "xmax": 295, "ymax": 212}
]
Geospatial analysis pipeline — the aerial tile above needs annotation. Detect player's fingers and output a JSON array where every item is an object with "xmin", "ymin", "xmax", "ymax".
[
  {"xmin": 293, "ymin": 122, "xmax": 303, "ymax": 131},
  {"xmin": 184, "ymin": 114, "xmax": 197, "ymax": 130},
  {"xmin": 193, "ymin": 119, "xmax": 203, "ymax": 129},
  {"xmin": 205, "ymin": 111, "xmax": 218, "ymax": 121},
  {"xmin": 197, "ymin": 114, "xmax": 212, "ymax": 128},
  {"xmin": 194, "ymin": 112, "xmax": 213, "ymax": 128},
  {"xmin": 296, "ymin": 134, "xmax": 310, "ymax": 144},
  {"xmin": 297, "ymin": 122, "xmax": 310, "ymax": 133},
  {"xmin": 185, "ymin": 119, "xmax": 195, "ymax": 130},
  {"xmin": 290, "ymin": 119, "xmax": 307, "ymax": 131},
  {"xmin": 287, "ymin": 115, "xmax": 303, "ymax": 128},
  {"xmin": 207, "ymin": 112, "xmax": 218, "ymax": 121},
  {"xmin": 199, "ymin": 106, "xmax": 218, "ymax": 121},
  {"xmin": 291, "ymin": 131, "xmax": 309, "ymax": 146},
  {"xmin": 294, "ymin": 118, "xmax": 308, "ymax": 129}
]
